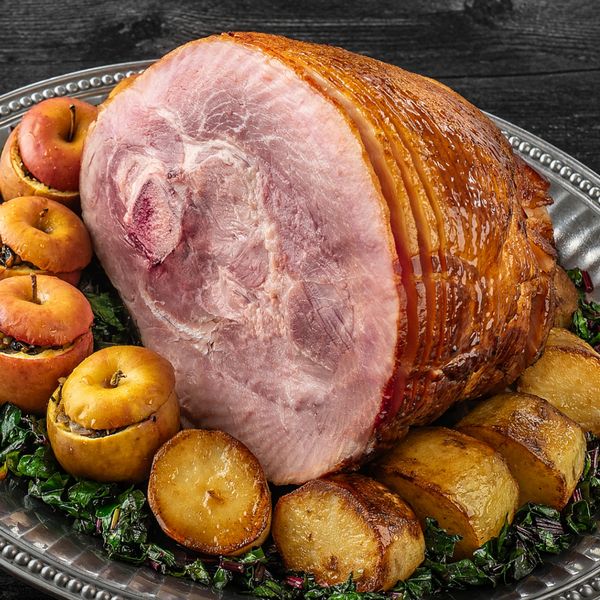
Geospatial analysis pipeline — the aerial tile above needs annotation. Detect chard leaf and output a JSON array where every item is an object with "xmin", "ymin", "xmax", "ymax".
[
  {"xmin": 78, "ymin": 260, "xmax": 140, "ymax": 349},
  {"xmin": 0, "ymin": 404, "xmax": 22, "ymax": 444},
  {"xmin": 182, "ymin": 560, "xmax": 212, "ymax": 585},
  {"xmin": 422, "ymin": 517, "xmax": 461, "ymax": 562},
  {"xmin": 16, "ymin": 446, "xmax": 56, "ymax": 478},
  {"xmin": 251, "ymin": 578, "xmax": 291, "ymax": 598},
  {"xmin": 85, "ymin": 291, "xmax": 125, "ymax": 330},
  {"xmin": 212, "ymin": 567, "xmax": 233, "ymax": 590},
  {"xmin": 567, "ymin": 268, "xmax": 600, "ymax": 348}
]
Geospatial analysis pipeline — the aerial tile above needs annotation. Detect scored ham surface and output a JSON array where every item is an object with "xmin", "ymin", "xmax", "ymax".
[{"xmin": 80, "ymin": 33, "xmax": 556, "ymax": 484}]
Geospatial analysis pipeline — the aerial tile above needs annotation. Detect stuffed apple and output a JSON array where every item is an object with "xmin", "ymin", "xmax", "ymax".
[
  {"xmin": 0, "ymin": 274, "xmax": 93, "ymax": 413},
  {"xmin": 0, "ymin": 97, "xmax": 98, "ymax": 208},
  {"xmin": 47, "ymin": 345, "xmax": 180, "ymax": 483},
  {"xmin": 0, "ymin": 196, "xmax": 92, "ymax": 284}
]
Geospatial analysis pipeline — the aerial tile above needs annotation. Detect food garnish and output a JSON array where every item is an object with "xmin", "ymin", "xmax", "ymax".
[
  {"xmin": 78, "ymin": 260, "xmax": 141, "ymax": 350},
  {"xmin": 148, "ymin": 429, "xmax": 271, "ymax": 556},
  {"xmin": 518, "ymin": 327, "xmax": 600, "ymax": 435},
  {"xmin": 0, "ymin": 399, "xmax": 598, "ymax": 598},
  {"xmin": 568, "ymin": 267, "xmax": 600, "ymax": 348},
  {"xmin": 0, "ymin": 196, "xmax": 92, "ymax": 284},
  {"xmin": 457, "ymin": 392, "xmax": 586, "ymax": 509}
]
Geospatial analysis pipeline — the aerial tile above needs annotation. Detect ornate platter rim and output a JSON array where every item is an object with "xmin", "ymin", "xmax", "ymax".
[{"xmin": 0, "ymin": 61, "xmax": 599, "ymax": 600}]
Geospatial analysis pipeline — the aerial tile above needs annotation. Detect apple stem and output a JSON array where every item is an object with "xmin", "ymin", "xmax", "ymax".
[
  {"xmin": 67, "ymin": 104, "xmax": 76, "ymax": 142},
  {"xmin": 30, "ymin": 274, "xmax": 40, "ymax": 305},
  {"xmin": 109, "ymin": 370, "xmax": 127, "ymax": 388},
  {"xmin": 38, "ymin": 208, "xmax": 48, "ymax": 231}
]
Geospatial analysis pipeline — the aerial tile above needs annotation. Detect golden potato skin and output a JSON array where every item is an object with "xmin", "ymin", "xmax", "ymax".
[
  {"xmin": 0, "ymin": 127, "xmax": 79, "ymax": 208},
  {"xmin": 518, "ymin": 327, "xmax": 600, "ymax": 434},
  {"xmin": 457, "ymin": 392, "xmax": 585, "ymax": 509},
  {"xmin": 273, "ymin": 474, "xmax": 425, "ymax": 592},
  {"xmin": 371, "ymin": 427, "xmax": 519, "ymax": 558},
  {"xmin": 553, "ymin": 267, "xmax": 579, "ymax": 329},
  {"xmin": 47, "ymin": 389, "xmax": 180, "ymax": 482},
  {"xmin": 148, "ymin": 429, "xmax": 271, "ymax": 556},
  {"xmin": 0, "ymin": 331, "xmax": 93, "ymax": 414}
]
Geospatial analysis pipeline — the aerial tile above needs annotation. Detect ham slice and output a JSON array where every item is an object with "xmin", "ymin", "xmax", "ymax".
[{"xmin": 80, "ymin": 33, "xmax": 556, "ymax": 484}]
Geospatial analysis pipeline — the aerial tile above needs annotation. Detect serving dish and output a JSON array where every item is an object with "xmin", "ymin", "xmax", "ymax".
[{"xmin": 0, "ymin": 62, "xmax": 599, "ymax": 600}]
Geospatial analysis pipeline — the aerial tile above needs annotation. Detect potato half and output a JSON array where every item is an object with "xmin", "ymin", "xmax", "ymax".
[
  {"xmin": 518, "ymin": 327, "xmax": 600, "ymax": 434},
  {"xmin": 457, "ymin": 392, "xmax": 585, "ymax": 509},
  {"xmin": 371, "ymin": 427, "xmax": 519, "ymax": 558},
  {"xmin": 273, "ymin": 474, "xmax": 424, "ymax": 592},
  {"xmin": 148, "ymin": 429, "xmax": 271, "ymax": 556},
  {"xmin": 46, "ymin": 345, "xmax": 180, "ymax": 482}
]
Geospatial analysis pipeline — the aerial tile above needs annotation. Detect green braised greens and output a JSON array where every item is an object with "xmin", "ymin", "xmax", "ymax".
[
  {"xmin": 0, "ymin": 402, "xmax": 599, "ymax": 598},
  {"xmin": 567, "ymin": 267, "xmax": 600, "ymax": 348},
  {"xmin": 78, "ymin": 260, "xmax": 141, "ymax": 349},
  {"xmin": 0, "ymin": 265, "xmax": 598, "ymax": 598}
]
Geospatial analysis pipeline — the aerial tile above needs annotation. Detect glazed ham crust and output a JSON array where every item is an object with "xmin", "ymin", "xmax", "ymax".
[{"xmin": 80, "ymin": 33, "xmax": 556, "ymax": 484}]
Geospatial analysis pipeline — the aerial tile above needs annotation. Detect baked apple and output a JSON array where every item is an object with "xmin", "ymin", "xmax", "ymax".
[
  {"xmin": 47, "ymin": 345, "xmax": 180, "ymax": 483},
  {"xmin": 0, "ymin": 274, "xmax": 93, "ymax": 413},
  {"xmin": 0, "ymin": 97, "xmax": 98, "ymax": 208},
  {"xmin": 0, "ymin": 196, "xmax": 92, "ymax": 284}
]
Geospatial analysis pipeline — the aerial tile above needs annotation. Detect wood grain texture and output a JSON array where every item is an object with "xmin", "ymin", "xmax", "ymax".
[
  {"xmin": 0, "ymin": 0, "xmax": 598, "ymax": 171},
  {"xmin": 0, "ymin": 0, "xmax": 598, "ymax": 597}
]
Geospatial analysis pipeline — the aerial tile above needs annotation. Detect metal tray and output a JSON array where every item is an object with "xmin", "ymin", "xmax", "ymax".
[{"xmin": 0, "ymin": 61, "xmax": 599, "ymax": 600}]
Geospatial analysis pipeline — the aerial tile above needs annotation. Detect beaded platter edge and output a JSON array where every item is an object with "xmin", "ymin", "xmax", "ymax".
[{"xmin": 0, "ymin": 62, "xmax": 599, "ymax": 600}]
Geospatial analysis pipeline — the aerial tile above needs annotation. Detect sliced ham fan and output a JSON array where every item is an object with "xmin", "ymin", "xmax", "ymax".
[{"xmin": 80, "ymin": 33, "xmax": 556, "ymax": 484}]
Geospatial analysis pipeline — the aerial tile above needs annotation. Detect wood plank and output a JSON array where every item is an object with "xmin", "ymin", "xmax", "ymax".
[{"xmin": 0, "ymin": 0, "xmax": 597, "ymax": 170}]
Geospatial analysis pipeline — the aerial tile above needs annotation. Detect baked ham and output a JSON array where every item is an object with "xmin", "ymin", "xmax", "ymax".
[{"xmin": 80, "ymin": 33, "xmax": 556, "ymax": 484}]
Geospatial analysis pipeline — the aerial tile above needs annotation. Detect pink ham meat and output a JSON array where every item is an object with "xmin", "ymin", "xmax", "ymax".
[{"xmin": 81, "ymin": 33, "xmax": 556, "ymax": 484}]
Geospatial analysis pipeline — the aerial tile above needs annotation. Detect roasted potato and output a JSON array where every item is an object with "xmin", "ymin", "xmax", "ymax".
[
  {"xmin": 273, "ymin": 474, "xmax": 424, "ymax": 592},
  {"xmin": 148, "ymin": 429, "xmax": 271, "ymax": 556},
  {"xmin": 46, "ymin": 345, "xmax": 180, "ymax": 482},
  {"xmin": 553, "ymin": 267, "xmax": 580, "ymax": 329},
  {"xmin": 518, "ymin": 327, "xmax": 600, "ymax": 434},
  {"xmin": 371, "ymin": 427, "xmax": 519, "ymax": 558},
  {"xmin": 457, "ymin": 392, "xmax": 585, "ymax": 509}
]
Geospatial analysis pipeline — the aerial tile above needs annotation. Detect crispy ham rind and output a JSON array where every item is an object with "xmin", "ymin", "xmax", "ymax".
[{"xmin": 80, "ymin": 33, "xmax": 556, "ymax": 484}]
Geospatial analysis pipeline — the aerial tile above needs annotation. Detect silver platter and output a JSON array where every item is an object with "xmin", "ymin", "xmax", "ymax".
[{"xmin": 0, "ymin": 61, "xmax": 599, "ymax": 600}]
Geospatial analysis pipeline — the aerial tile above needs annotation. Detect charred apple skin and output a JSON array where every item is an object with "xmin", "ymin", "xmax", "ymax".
[{"xmin": 80, "ymin": 33, "xmax": 556, "ymax": 484}]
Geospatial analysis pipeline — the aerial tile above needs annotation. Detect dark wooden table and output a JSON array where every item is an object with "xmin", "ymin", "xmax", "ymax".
[{"xmin": 0, "ymin": 0, "xmax": 598, "ymax": 597}]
